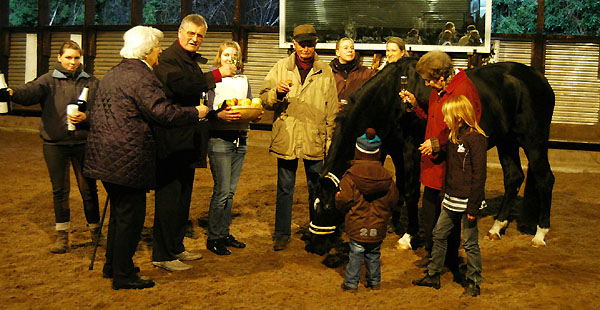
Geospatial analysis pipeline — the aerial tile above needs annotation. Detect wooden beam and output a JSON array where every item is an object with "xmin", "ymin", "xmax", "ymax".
[
  {"xmin": 82, "ymin": 0, "xmax": 96, "ymax": 74},
  {"xmin": 531, "ymin": 0, "xmax": 546, "ymax": 73},
  {"xmin": 0, "ymin": 0, "xmax": 9, "ymax": 75},
  {"xmin": 181, "ymin": 0, "xmax": 193, "ymax": 20},
  {"xmin": 131, "ymin": 0, "xmax": 143, "ymax": 25},
  {"xmin": 37, "ymin": 0, "xmax": 50, "ymax": 77}
]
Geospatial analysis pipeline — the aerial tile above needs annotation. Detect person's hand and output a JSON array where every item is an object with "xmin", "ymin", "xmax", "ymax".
[
  {"xmin": 251, "ymin": 110, "xmax": 264, "ymax": 123},
  {"xmin": 7, "ymin": 88, "xmax": 14, "ymax": 96},
  {"xmin": 218, "ymin": 107, "xmax": 241, "ymax": 122},
  {"xmin": 195, "ymin": 105, "xmax": 209, "ymax": 118},
  {"xmin": 467, "ymin": 214, "xmax": 476, "ymax": 221},
  {"xmin": 398, "ymin": 90, "xmax": 416, "ymax": 106},
  {"xmin": 218, "ymin": 64, "xmax": 237, "ymax": 78},
  {"xmin": 276, "ymin": 80, "xmax": 291, "ymax": 95},
  {"xmin": 419, "ymin": 139, "xmax": 433, "ymax": 156},
  {"xmin": 67, "ymin": 111, "xmax": 87, "ymax": 124}
]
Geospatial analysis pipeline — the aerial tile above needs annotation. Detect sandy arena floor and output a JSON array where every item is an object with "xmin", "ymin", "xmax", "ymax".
[{"xmin": 1, "ymin": 115, "xmax": 599, "ymax": 309}]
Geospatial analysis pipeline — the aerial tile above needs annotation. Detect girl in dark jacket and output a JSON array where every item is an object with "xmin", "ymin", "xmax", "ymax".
[
  {"xmin": 8, "ymin": 40, "xmax": 100, "ymax": 254},
  {"xmin": 413, "ymin": 95, "xmax": 487, "ymax": 297}
]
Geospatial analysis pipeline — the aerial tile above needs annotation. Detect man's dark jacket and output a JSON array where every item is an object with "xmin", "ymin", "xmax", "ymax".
[{"xmin": 153, "ymin": 40, "xmax": 217, "ymax": 167}]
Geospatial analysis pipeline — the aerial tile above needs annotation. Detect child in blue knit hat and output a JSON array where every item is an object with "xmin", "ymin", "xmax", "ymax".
[{"xmin": 336, "ymin": 128, "xmax": 399, "ymax": 291}]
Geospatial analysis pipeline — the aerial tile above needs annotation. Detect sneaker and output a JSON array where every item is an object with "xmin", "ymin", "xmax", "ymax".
[
  {"xmin": 412, "ymin": 273, "xmax": 441, "ymax": 289},
  {"xmin": 152, "ymin": 259, "xmax": 191, "ymax": 272},
  {"xmin": 341, "ymin": 283, "xmax": 358, "ymax": 292},
  {"xmin": 225, "ymin": 235, "xmax": 246, "ymax": 248},
  {"xmin": 207, "ymin": 239, "xmax": 231, "ymax": 255},
  {"xmin": 366, "ymin": 283, "xmax": 381, "ymax": 290},
  {"xmin": 273, "ymin": 236, "xmax": 290, "ymax": 251},
  {"xmin": 461, "ymin": 280, "xmax": 481, "ymax": 297},
  {"xmin": 175, "ymin": 250, "xmax": 203, "ymax": 261}
]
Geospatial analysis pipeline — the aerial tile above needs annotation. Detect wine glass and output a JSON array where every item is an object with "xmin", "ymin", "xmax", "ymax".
[{"xmin": 400, "ymin": 75, "xmax": 412, "ymax": 112}]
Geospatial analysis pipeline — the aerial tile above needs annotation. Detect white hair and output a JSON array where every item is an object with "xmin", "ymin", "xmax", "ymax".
[{"xmin": 120, "ymin": 26, "xmax": 164, "ymax": 59}]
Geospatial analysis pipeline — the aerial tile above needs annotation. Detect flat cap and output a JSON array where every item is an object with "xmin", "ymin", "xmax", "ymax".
[{"xmin": 293, "ymin": 24, "xmax": 317, "ymax": 42}]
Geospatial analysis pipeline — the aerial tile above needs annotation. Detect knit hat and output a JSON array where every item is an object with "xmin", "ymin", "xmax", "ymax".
[
  {"xmin": 293, "ymin": 24, "xmax": 317, "ymax": 42},
  {"xmin": 354, "ymin": 128, "xmax": 382, "ymax": 160}
]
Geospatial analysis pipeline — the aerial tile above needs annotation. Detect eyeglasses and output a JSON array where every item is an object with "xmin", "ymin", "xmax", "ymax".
[
  {"xmin": 297, "ymin": 41, "xmax": 316, "ymax": 48},
  {"xmin": 182, "ymin": 28, "xmax": 204, "ymax": 40}
]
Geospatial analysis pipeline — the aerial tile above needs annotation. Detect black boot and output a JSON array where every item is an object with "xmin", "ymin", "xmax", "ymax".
[
  {"xmin": 224, "ymin": 235, "xmax": 246, "ymax": 248},
  {"xmin": 412, "ymin": 273, "xmax": 440, "ymax": 289},
  {"xmin": 207, "ymin": 238, "xmax": 231, "ymax": 255}
]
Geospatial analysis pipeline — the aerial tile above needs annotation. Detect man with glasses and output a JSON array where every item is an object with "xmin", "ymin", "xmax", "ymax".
[
  {"xmin": 152, "ymin": 14, "xmax": 236, "ymax": 272},
  {"xmin": 259, "ymin": 24, "xmax": 338, "ymax": 251}
]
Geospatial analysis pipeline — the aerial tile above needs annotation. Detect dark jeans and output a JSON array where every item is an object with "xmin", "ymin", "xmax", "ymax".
[
  {"xmin": 422, "ymin": 186, "xmax": 460, "ymax": 267},
  {"xmin": 153, "ymin": 151, "xmax": 195, "ymax": 262},
  {"xmin": 43, "ymin": 143, "xmax": 99, "ymax": 225},
  {"xmin": 102, "ymin": 182, "xmax": 146, "ymax": 281},
  {"xmin": 207, "ymin": 136, "xmax": 247, "ymax": 241},
  {"xmin": 344, "ymin": 239, "xmax": 382, "ymax": 288},
  {"xmin": 274, "ymin": 158, "xmax": 323, "ymax": 238},
  {"xmin": 428, "ymin": 208, "xmax": 482, "ymax": 284}
]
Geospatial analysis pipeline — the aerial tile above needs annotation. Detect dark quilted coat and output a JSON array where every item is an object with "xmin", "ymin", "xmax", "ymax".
[{"xmin": 84, "ymin": 59, "xmax": 199, "ymax": 189}]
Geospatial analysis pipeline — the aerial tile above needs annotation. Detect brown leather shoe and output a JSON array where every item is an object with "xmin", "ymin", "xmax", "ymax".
[{"xmin": 273, "ymin": 236, "xmax": 290, "ymax": 251}]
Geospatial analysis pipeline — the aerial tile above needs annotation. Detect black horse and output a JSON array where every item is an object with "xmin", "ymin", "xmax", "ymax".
[{"xmin": 306, "ymin": 57, "xmax": 555, "ymax": 256}]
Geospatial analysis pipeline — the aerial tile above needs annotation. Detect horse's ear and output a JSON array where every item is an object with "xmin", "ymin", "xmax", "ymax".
[{"xmin": 319, "ymin": 176, "xmax": 339, "ymax": 193}]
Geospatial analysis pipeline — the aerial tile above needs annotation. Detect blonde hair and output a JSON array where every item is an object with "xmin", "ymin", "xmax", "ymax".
[
  {"xmin": 386, "ymin": 37, "xmax": 406, "ymax": 51},
  {"xmin": 335, "ymin": 37, "xmax": 354, "ymax": 50},
  {"xmin": 442, "ymin": 95, "xmax": 487, "ymax": 143},
  {"xmin": 213, "ymin": 41, "xmax": 242, "ymax": 69}
]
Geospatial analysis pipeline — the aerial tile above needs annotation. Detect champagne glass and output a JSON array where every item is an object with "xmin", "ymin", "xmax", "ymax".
[
  {"xmin": 400, "ymin": 75, "xmax": 412, "ymax": 111},
  {"xmin": 400, "ymin": 75, "xmax": 408, "ymax": 92}
]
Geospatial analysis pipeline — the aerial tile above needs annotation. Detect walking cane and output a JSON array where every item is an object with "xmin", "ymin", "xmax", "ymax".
[{"xmin": 89, "ymin": 196, "xmax": 109, "ymax": 270}]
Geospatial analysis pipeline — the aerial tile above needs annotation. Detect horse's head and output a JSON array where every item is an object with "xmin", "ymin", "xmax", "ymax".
[{"xmin": 305, "ymin": 172, "xmax": 345, "ymax": 255}]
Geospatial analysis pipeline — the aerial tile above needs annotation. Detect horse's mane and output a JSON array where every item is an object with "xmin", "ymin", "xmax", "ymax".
[{"xmin": 324, "ymin": 57, "xmax": 428, "ymax": 178}]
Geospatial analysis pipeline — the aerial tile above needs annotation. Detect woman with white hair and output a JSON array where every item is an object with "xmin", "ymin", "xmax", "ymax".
[{"xmin": 84, "ymin": 25, "xmax": 208, "ymax": 290}]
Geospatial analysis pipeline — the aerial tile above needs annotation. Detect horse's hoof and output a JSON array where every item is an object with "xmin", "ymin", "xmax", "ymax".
[
  {"xmin": 487, "ymin": 232, "xmax": 501, "ymax": 240},
  {"xmin": 487, "ymin": 220, "xmax": 508, "ymax": 240},
  {"xmin": 396, "ymin": 233, "xmax": 412, "ymax": 250},
  {"xmin": 531, "ymin": 225, "xmax": 549, "ymax": 248}
]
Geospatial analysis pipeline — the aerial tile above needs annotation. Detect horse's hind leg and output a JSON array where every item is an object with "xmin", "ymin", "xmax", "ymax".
[
  {"xmin": 487, "ymin": 143, "xmax": 524, "ymax": 240},
  {"xmin": 521, "ymin": 146, "xmax": 555, "ymax": 247}
]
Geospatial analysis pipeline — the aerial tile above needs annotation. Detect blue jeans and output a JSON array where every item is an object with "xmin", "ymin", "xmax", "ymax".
[
  {"xmin": 43, "ymin": 144, "xmax": 99, "ymax": 226},
  {"xmin": 274, "ymin": 158, "xmax": 322, "ymax": 238},
  {"xmin": 207, "ymin": 136, "xmax": 247, "ymax": 240},
  {"xmin": 344, "ymin": 239, "xmax": 382, "ymax": 288},
  {"xmin": 428, "ymin": 208, "xmax": 482, "ymax": 285}
]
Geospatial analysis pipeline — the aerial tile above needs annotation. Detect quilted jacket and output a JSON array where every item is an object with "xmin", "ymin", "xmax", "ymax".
[{"xmin": 84, "ymin": 59, "xmax": 199, "ymax": 189}]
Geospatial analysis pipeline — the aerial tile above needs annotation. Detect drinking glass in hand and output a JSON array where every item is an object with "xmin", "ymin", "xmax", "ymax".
[{"xmin": 400, "ymin": 75, "xmax": 413, "ymax": 112}]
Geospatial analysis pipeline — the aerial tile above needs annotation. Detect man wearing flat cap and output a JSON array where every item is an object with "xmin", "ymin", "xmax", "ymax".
[{"xmin": 260, "ymin": 24, "xmax": 338, "ymax": 251}]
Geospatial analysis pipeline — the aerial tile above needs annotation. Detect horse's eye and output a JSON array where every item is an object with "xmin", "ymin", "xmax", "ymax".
[{"xmin": 313, "ymin": 198, "xmax": 321, "ymax": 210}]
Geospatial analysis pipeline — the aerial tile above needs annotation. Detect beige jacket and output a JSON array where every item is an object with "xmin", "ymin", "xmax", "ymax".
[{"xmin": 259, "ymin": 52, "xmax": 338, "ymax": 160}]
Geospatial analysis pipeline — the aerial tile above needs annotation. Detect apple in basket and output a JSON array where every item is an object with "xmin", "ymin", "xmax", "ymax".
[
  {"xmin": 251, "ymin": 98, "xmax": 262, "ymax": 108},
  {"xmin": 240, "ymin": 98, "xmax": 252, "ymax": 107}
]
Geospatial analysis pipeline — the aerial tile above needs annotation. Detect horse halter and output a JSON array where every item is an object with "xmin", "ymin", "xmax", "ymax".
[{"xmin": 308, "ymin": 172, "xmax": 341, "ymax": 235}]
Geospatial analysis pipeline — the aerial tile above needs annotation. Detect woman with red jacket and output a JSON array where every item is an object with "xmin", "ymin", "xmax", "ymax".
[{"xmin": 399, "ymin": 51, "xmax": 481, "ymax": 273}]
